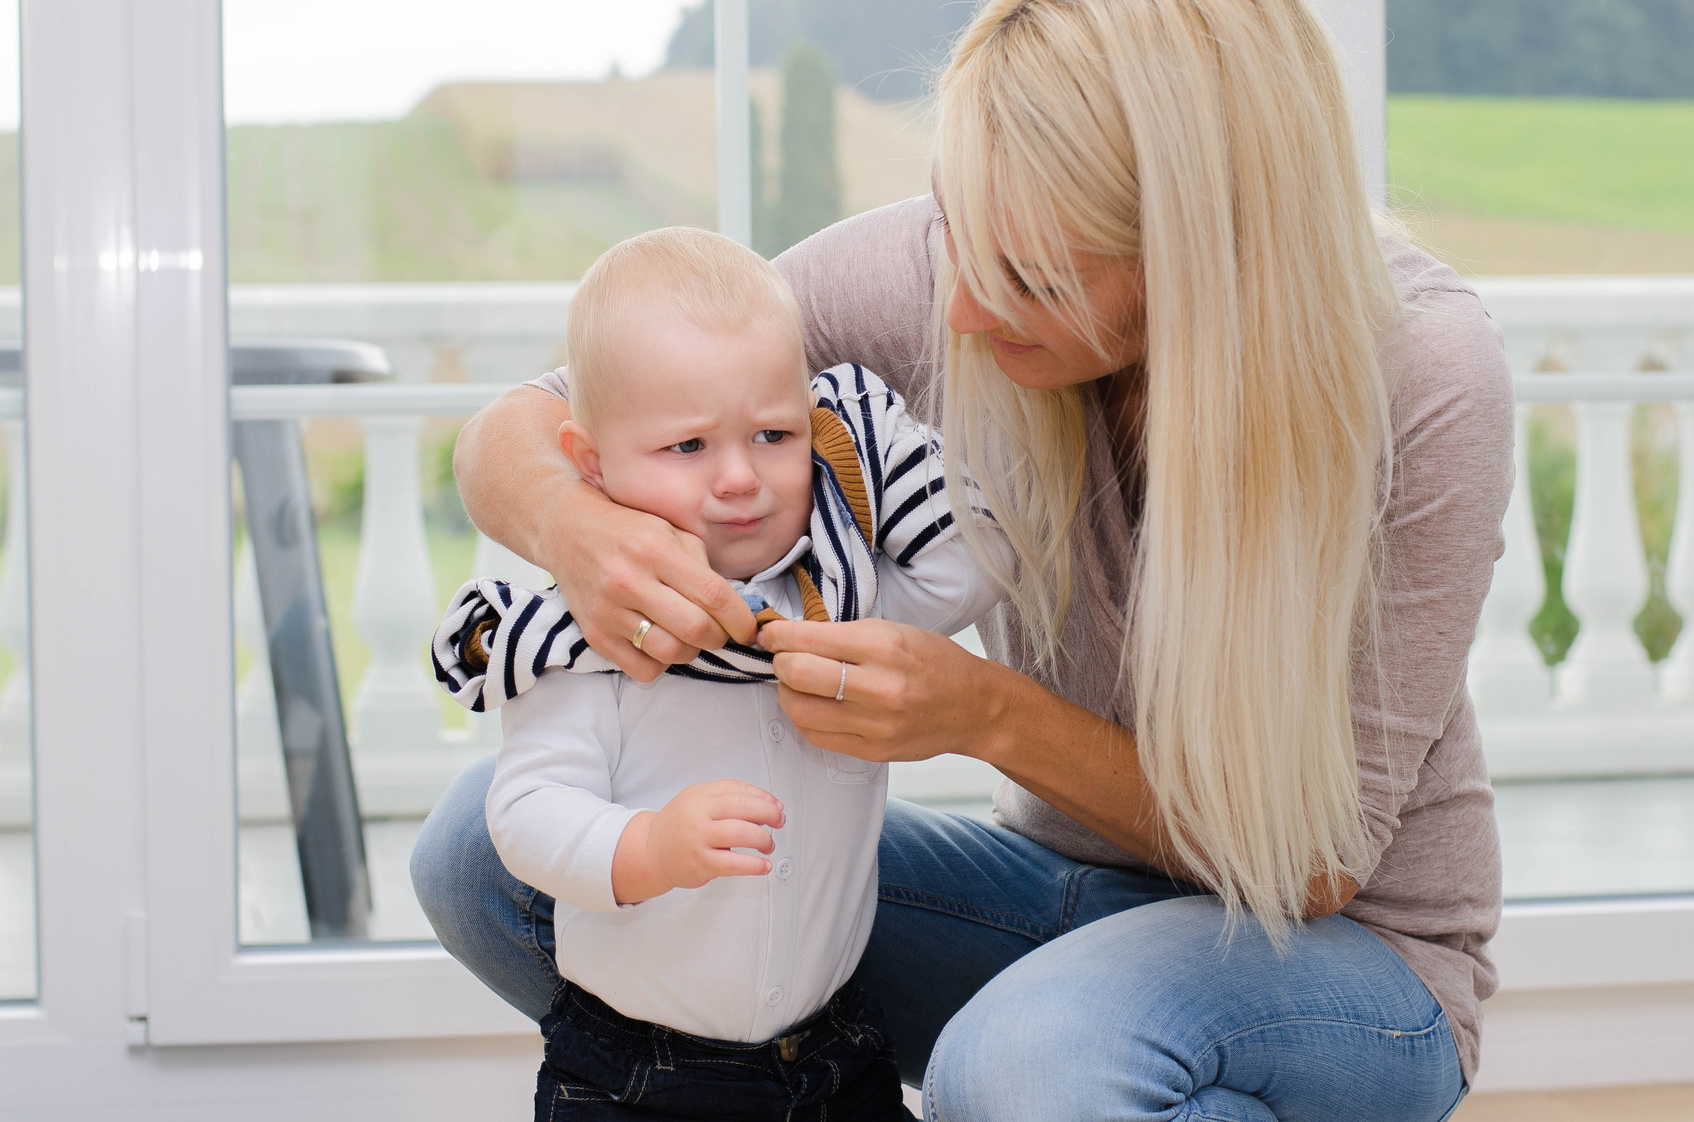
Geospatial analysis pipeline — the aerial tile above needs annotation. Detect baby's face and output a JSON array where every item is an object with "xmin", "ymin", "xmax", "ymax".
[{"xmin": 573, "ymin": 311, "xmax": 814, "ymax": 582}]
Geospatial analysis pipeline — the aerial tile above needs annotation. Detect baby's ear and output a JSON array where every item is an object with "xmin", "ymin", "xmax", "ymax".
[{"xmin": 558, "ymin": 421, "xmax": 605, "ymax": 490}]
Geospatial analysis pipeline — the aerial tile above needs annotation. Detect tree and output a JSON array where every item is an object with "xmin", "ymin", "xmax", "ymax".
[
  {"xmin": 1386, "ymin": 0, "xmax": 1694, "ymax": 98},
  {"xmin": 771, "ymin": 42, "xmax": 842, "ymax": 255},
  {"xmin": 749, "ymin": 99, "xmax": 778, "ymax": 257}
]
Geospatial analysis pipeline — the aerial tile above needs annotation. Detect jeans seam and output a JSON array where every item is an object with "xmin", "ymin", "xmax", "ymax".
[
  {"xmin": 1058, "ymin": 867, "xmax": 1084, "ymax": 934},
  {"xmin": 877, "ymin": 883, "xmax": 1058, "ymax": 941},
  {"xmin": 1196, "ymin": 1008, "xmax": 1451, "ymax": 1080},
  {"xmin": 516, "ymin": 883, "xmax": 560, "ymax": 980}
]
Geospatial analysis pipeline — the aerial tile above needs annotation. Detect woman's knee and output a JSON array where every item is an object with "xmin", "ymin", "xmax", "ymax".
[
  {"xmin": 924, "ymin": 897, "xmax": 1270, "ymax": 1120},
  {"xmin": 924, "ymin": 896, "xmax": 1460, "ymax": 1122},
  {"xmin": 409, "ymin": 753, "xmax": 499, "ymax": 931},
  {"xmin": 923, "ymin": 951, "xmax": 1176, "ymax": 1122}
]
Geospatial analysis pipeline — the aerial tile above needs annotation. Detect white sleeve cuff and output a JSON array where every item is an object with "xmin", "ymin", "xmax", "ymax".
[{"xmin": 563, "ymin": 804, "xmax": 644, "ymax": 914}]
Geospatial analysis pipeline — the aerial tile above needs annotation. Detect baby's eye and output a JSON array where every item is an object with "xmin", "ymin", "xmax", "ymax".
[
  {"xmin": 752, "ymin": 430, "xmax": 789, "ymax": 444},
  {"xmin": 667, "ymin": 438, "xmax": 704, "ymax": 454}
]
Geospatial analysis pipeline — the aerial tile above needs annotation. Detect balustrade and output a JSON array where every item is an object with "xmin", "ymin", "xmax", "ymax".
[
  {"xmin": 1663, "ymin": 402, "xmax": 1694, "ymax": 702},
  {"xmin": 2, "ymin": 278, "xmax": 1691, "ymax": 828},
  {"xmin": 1468, "ymin": 277, "xmax": 1694, "ymax": 779}
]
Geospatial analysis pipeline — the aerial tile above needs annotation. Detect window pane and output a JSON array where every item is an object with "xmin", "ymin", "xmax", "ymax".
[
  {"xmin": 739, "ymin": 2, "xmax": 964, "ymax": 256},
  {"xmin": 1387, "ymin": 0, "xmax": 1694, "ymax": 902},
  {"xmin": 223, "ymin": 0, "xmax": 696, "ymax": 944},
  {"xmin": 0, "ymin": 0, "xmax": 32, "ymax": 1001}
]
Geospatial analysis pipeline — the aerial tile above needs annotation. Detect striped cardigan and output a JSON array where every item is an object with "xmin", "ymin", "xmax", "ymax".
[{"xmin": 432, "ymin": 364, "xmax": 975, "ymax": 711}]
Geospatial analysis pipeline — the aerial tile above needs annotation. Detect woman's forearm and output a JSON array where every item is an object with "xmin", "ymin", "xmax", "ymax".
[
  {"xmin": 972, "ymin": 661, "xmax": 1358, "ymax": 917},
  {"xmin": 970, "ymin": 661, "xmax": 1178, "ymax": 871},
  {"xmin": 453, "ymin": 385, "xmax": 581, "ymax": 571},
  {"xmin": 766, "ymin": 618, "xmax": 1357, "ymax": 917}
]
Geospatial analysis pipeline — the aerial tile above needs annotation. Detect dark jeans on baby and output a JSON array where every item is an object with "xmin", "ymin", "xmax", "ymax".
[{"xmin": 536, "ymin": 978, "xmax": 912, "ymax": 1121}]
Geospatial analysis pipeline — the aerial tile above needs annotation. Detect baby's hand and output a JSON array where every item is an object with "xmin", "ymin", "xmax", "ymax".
[{"xmin": 611, "ymin": 780, "xmax": 785, "ymax": 904}]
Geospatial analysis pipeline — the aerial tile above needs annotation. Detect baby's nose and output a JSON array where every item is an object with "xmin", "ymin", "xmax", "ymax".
[{"xmin": 714, "ymin": 455, "xmax": 760, "ymax": 495}]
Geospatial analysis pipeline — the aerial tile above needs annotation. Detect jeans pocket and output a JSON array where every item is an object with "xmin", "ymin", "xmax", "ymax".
[{"xmin": 550, "ymin": 1080, "xmax": 617, "ymax": 1102}]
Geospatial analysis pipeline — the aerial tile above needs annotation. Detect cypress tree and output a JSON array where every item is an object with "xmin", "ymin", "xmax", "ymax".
[
  {"xmin": 750, "ymin": 99, "xmax": 777, "ymax": 257},
  {"xmin": 773, "ymin": 42, "xmax": 842, "ymax": 255}
]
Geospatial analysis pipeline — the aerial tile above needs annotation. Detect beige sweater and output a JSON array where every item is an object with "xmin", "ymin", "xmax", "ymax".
[{"xmin": 773, "ymin": 195, "xmax": 1511, "ymax": 1082}]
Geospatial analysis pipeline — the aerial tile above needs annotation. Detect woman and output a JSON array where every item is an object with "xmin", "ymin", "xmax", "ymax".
[{"xmin": 414, "ymin": 1, "xmax": 1510, "ymax": 1117}]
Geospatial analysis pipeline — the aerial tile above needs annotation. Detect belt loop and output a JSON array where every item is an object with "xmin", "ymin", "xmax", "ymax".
[{"xmin": 654, "ymin": 1026, "xmax": 674, "ymax": 1072}]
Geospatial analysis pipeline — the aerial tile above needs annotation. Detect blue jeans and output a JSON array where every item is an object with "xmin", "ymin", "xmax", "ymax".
[{"xmin": 412, "ymin": 756, "xmax": 1466, "ymax": 1121}]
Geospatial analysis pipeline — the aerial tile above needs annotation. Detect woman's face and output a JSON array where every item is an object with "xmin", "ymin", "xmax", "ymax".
[{"xmin": 942, "ymin": 220, "xmax": 1148, "ymax": 391}]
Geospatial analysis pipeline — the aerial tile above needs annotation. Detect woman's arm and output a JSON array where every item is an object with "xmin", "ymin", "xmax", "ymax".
[
  {"xmin": 761, "ymin": 618, "xmax": 1357, "ymax": 917},
  {"xmin": 450, "ymin": 200, "xmax": 941, "ymax": 676},
  {"xmin": 453, "ymin": 385, "xmax": 756, "ymax": 680}
]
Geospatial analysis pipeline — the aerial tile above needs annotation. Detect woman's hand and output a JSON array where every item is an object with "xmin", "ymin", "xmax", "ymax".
[
  {"xmin": 761, "ymin": 618, "xmax": 1010, "ymax": 763},
  {"xmin": 453, "ymin": 385, "xmax": 757, "ymax": 681},
  {"xmin": 545, "ymin": 492, "xmax": 758, "ymax": 680},
  {"xmin": 765, "ymin": 615, "xmax": 1358, "ymax": 920}
]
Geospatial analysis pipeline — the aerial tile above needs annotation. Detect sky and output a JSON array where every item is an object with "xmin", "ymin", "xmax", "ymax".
[
  {"xmin": 0, "ymin": 1, "xmax": 692, "ymax": 131},
  {"xmin": 223, "ymin": 0, "xmax": 695, "ymax": 124}
]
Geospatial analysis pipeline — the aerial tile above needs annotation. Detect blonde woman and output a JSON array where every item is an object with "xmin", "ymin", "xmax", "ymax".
[{"xmin": 414, "ymin": 1, "xmax": 1510, "ymax": 1117}]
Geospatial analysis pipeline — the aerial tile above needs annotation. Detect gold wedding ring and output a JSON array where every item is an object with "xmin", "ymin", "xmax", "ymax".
[
  {"xmin": 632, "ymin": 618, "xmax": 653, "ymax": 651},
  {"xmin": 835, "ymin": 660, "xmax": 848, "ymax": 702}
]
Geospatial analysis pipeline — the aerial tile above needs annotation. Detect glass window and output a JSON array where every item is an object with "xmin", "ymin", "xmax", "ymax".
[
  {"xmin": 223, "ymin": 0, "xmax": 699, "ymax": 945},
  {"xmin": 0, "ymin": 0, "xmax": 30, "ymax": 1001},
  {"xmin": 728, "ymin": 3, "xmax": 965, "ymax": 255},
  {"xmin": 1387, "ymin": 0, "xmax": 1694, "ymax": 902}
]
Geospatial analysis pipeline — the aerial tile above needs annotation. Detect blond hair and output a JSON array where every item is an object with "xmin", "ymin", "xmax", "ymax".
[
  {"xmin": 566, "ymin": 226, "xmax": 805, "ymax": 427},
  {"xmin": 936, "ymin": 0, "xmax": 1398, "ymax": 937}
]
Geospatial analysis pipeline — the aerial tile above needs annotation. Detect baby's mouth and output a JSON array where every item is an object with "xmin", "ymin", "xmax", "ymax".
[{"xmin": 715, "ymin": 515, "xmax": 767, "ymax": 533}]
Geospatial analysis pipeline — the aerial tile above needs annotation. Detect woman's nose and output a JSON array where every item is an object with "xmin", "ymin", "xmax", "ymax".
[{"xmin": 946, "ymin": 273, "xmax": 1002, "ymax": 337}]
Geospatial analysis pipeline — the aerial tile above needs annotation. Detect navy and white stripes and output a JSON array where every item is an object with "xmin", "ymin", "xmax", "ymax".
[{"xmin": 432, "ymin": 364, "xmax": 975, "ymax": 711}]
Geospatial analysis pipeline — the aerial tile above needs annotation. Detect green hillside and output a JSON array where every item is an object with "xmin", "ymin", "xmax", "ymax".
[
  {"xmin": 226, "ymin": 117, "xmax": 663, "ymax": 283},
  {"xmin": 1388, "ymin": 95, "xmax": 1694, "ymax": 236},
  {"xmin": 0, "ymin": 94, "xmax": 1689, "ymax": 284}
]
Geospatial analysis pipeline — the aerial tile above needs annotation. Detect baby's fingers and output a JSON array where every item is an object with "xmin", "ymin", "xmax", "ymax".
[
  {"xmin": 700, "ymin": 779, "xmax": 786, "ymax": 828},
  {"xmin": 701, "ymin": 848, "xmax": 773, "ymax": 879},
  {"xmin": 704, "ymin": 819, "xmax": 776, "ymax": 855}
]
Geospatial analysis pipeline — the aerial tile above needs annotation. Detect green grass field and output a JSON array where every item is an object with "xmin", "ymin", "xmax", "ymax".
[
  {"xmin": 225, "ymin": 118, "xmax": 665, "ymax": 283},
  {"xmin": 1388, "ymin": 95, "xmax": 1694, "ymax": 236},
  {"xmin": 0, "ymin": 92, "xmax": 1684, "ymax": 283}
]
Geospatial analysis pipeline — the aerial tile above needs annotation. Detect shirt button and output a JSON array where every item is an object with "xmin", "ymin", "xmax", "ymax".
[
  {"xmin": 766, "ymin": 987, "xmax": 784, "ymax": 1007},
  {"xmin": 767, "ymin": 719, "xmax": 785, "ymax": 741},
  {"xmin": 776, "ymin": 858, "xmax": 794, "ymax": 880}
]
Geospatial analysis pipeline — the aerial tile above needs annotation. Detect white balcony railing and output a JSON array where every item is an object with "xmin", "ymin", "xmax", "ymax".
[
  {"xmin": 1467, "ymin": 277, "xmax": 1694, "ymax": 779},
  {"xmin": 0, "ymin": 279, "xmax": 1690, "ymax": 828}
]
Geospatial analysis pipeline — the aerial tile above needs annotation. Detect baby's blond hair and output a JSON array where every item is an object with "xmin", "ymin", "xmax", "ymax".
[{"xmin": 566, "ymin": 226, "xmax": 806, "ymax": 428}]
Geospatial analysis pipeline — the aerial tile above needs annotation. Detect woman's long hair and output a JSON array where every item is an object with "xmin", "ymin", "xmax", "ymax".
[{"xmin": 935, "ymin": 0, "xmax": 1398, "ymax": 936}]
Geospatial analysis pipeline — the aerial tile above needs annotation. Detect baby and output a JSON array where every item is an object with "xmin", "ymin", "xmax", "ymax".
[{"xmin": 433, "ymin": 227, "xmax": 1003, "ymax": 1121}]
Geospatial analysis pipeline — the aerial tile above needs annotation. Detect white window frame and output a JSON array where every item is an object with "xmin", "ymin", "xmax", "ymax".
[
  {"xmin": 5, "ymin": 0, "xmax": 527, "ymax": 1048},
  {"xmin": 0, "ymin": 0, "xmax": 1689, "ymax": 1107}
]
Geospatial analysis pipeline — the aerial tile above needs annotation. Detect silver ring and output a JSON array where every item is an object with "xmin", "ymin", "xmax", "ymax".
[
  {"xmin": 632, "ymin": 619, "xmax": 653, "ymax": 651},
  {"xmin": 835, "ymin": 660, "xmax": 847, "ymax": 702}
]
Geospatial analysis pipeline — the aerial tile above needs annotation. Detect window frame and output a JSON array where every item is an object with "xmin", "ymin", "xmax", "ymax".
[{"xmin": 0, "ymin": 0, "xmax": 1689, "ymax": 1090}]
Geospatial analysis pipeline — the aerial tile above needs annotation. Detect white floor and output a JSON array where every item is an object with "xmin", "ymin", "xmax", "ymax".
[{"xmin": 1, "ymin": 774, "xmax": 1691, "ymax": 995}]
